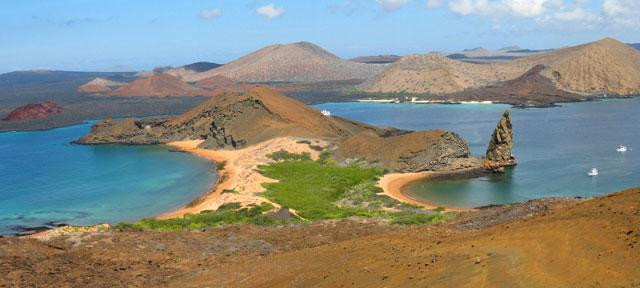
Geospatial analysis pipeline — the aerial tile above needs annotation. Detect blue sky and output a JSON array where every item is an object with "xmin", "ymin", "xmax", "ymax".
[{"xmin": 1, "ymin": 0, "xmax": 639, "ymax": 73}]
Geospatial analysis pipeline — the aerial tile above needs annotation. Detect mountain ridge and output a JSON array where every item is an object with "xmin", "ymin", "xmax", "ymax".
[{"xmin": 186, "ymin": 42, "xmax": 387, "ymax": 83}]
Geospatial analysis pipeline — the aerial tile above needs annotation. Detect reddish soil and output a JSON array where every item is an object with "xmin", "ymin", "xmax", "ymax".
[
  {"xmin": 2, "ymin": 188, "xmax": 638, "ymax": 287},
  {"xmin": 2, "ymin": 101, "xmax": 63, "ymax": 121},
  {"xmin": 112, "ymin": 74, "xmax": 214, "ymax": 97}
]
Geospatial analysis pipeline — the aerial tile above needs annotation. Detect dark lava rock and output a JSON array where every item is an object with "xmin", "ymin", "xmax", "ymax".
[
  {"xmin": 76, "ymin": 87, "xmax": 480, "ymax": 173},
  {"xmin": 484, "ymin": 110, "xmax": 516, "ymax": 171},
  {"xmin": 2, "ymin": 101, "xmax": 63, "ymax": 121}
]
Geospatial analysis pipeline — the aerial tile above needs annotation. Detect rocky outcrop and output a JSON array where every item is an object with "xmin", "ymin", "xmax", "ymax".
[
  {"xmin": 336, "ymin": 130, "xmax": 481, "ymax": 173},
  {"xmin": 2, "ymin": 101, "xmax": 63, "ymax": 121},
  {"xmin": 484, "ymin": 110, "xmax": 516, "ymax": 172},
  {"xmin": 76, "ymin": 87, "xmax": 478, "ymax": 173},
  {"xmin": 76, "ymin": 87, "xmax": 376, "ymax": 148}
]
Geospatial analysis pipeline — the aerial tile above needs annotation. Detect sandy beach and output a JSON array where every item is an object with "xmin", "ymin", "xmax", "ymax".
[
  {"xmin": 378, "ymin": 170, "xmax": 477, "ymax": 212},
  {"xmin": 159, "ymin": 137, "xmax": 327, "ymax": 219}
]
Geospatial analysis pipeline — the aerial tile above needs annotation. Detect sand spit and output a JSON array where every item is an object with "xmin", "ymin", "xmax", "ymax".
[{"xmin": 159, "ymin": 137, "xmax": 327, "ymax": 219}]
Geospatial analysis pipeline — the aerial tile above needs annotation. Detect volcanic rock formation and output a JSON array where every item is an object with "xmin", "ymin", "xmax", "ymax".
[
  {"xmin": 362, "ymin": 38, "xmax": 640, "ymax": 97},
  {"xmin": 111, "ymin": 74, "xmax": 213, "ymax": 97},
  {"xmin": 76, "ymin": 87, "xmax": 479, "ymax": 172},
  {"xmin": 186, "ymin": 42, "xmax": 386, "ymax": 83},
  {"xmin": 484, "ymin": 110, "xmax": 516, "ymax": 172},
  {"xmin": 444, "ymin": 64, "xmax": 584, "ymax": 107},
  {"xmin": 361, "ymin": 53, "xmax": 524, "ymax": 94},
  {"xmin": 3, "ymin": 101, "xmax": 63, "ymax": 121},
  {"xmin": 78, "ymin": 77, "xmax": 126, "ymax": 93},
  {"xmin": 336, "ymin": 129, "xmax": 479, "ymax": 172}
]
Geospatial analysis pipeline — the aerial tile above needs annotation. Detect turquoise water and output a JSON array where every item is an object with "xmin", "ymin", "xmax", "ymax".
[
  {"xmin": 0, "ymin": 122, "xmax": 217, "ymax": 235},
  {"xmin": 315, "ymin": 98, "xmax": 640, "ymax": 208}
]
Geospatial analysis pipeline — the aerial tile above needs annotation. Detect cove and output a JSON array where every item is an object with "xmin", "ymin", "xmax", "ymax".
[
  {"xmin": 0, "ymin": 121, "xmax": 217, "ymax": 235},
  {"xmin": 314, "ymin": 98, "xmax": 640, "ymax": 208}
]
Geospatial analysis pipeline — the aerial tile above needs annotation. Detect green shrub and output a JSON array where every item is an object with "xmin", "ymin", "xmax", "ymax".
[
  {"xmin": 114, "ymin": 202, "xmax": 281, "ymax": 231},
  {"xmin": 266, "ymin": 149, "xmax": 312, "ymax": 161},
  {"xmin": 390, "ymin": 212, "xmax": 451, "ymax": 225}
]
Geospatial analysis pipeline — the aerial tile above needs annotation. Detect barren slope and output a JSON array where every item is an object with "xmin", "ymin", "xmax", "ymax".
[
  {"xmin": 2, "ymin": 188, "xmax": 638, "ymax": 287},
  {"xmin": 361, "ymin": 53, "xmax": 525, "ymax": 94},
  {"xmin": 78, "ymin": 77, "xmax": 126, "ymax": 93},
  {"xmin": 183, "ymin": 188, "xmax": 640, "ymax": 287},
  {"xmin": 520, "ymin": 38, "xmax": 640, "ymax": 95},
  {"xmin": 363, "ymin": 38, "xmax": 640, "ymax": 96},
  {"xmin": 187, "ymin": 42, "xmax": 386, "ymax": 83},
  {"xmin": 111, "ymin": 74, "xmax": 213, "ymax": 97}
]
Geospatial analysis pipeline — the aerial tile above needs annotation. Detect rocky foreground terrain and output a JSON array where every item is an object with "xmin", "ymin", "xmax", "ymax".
[{"xmin": 2, "ymin": 188, "xmax": 638, "ymax": 287}]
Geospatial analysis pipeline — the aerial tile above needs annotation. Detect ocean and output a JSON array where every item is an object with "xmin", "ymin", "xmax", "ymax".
[
  {"xmin": 314, "ymin": 98, "xmax": 640, "ymax": 207},
  {"xmin": 0, "ymin": 121, "xmax": 217, "ymax": 234}
]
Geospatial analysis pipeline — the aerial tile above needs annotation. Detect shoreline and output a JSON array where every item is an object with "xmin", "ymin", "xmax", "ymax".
[
  {"xmin": 158, "ymin": 140, "xmax": 234, "ymax": 219},
  {"xmin": 379, "ymin": 168, "xmax": 486, "ymax": 212},
  {"xmin": 158, "ymin": 137, "xmax": 326, "ymax": 219}
]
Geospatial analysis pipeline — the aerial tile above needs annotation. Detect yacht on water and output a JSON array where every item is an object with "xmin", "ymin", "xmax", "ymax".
[
  {"xmin": 617, "ymin": 145, "xmax": 628, "ymax": 152},
  {"xmin": 587, "ymin": 168, "xmax": 599, "ymax": 177}
]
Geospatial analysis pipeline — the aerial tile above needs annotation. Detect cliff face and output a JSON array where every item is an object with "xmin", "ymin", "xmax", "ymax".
[
  {"xmin": 76, "ymin": 87, "xmax": 478, "ymax": 173},
  {"xmin": 337, "ymin": 130, "xmax": 479, "ymax": 173},
  {"xmin": 485, "ymin": 110, "xmax": 516, "ymax": 171},
  {"xmin": 2, "ymin": 101, "xmax": 63, "ymax": 121}
]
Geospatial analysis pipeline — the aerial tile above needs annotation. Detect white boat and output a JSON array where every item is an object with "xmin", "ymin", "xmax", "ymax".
[
  {"xmin": 587, "ymin": 168, "xmax": 599, "ymax": 177},
  {"xmin": 616, "ymin": 145, "xmax": 628, "ymax": 152}
]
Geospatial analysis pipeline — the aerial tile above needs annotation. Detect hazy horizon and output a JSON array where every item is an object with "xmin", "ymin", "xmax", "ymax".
[{"xmin": 2, "ymin": 0, "xmax": 640, "ymax": 73}]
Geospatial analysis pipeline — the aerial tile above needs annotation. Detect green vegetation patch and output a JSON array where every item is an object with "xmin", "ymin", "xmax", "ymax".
[
  {"xmin": 115, "ymin": 202, "xmax": 284, "ymax": 232},
  {"xmin": 266, "ymin": 149, "xmax": 312, "ymax": 161},
  {"xmin": 116, "ymin": 151, "xmax": 454, "ymax": 232},
  {"xmin": 258, "ymin": 159, "xmax": 386, "ymax": 220}
]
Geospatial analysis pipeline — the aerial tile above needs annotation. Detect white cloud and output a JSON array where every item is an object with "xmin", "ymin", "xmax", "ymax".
[
  {"xmin": 433, "ymin": 0, "xmax": 638, "ymax": 31},
  {"xmin": 552, "ymin": 7, "xmax": 595, "ymax": 22},
  {"xmin": 426, "ymin": 0, "xmax": 443, "ymax": 9},
  {"xmin": 447, "ymin": 0, "xmax": 560, "ymax": 18},
  {"xmin": 602, "ymin": 0, "xmax": 640, "ymax": 28},
  {"xmin": 448, "ymin": 0, "xmax": 495, "ymax": 16},
  {"xmin": 376, "ymin": 0, "xmax": 409, "ymax": 12},
  {"xmin": 199, "ymin": 8, "xmax": 222, "ymax": 20},
  {"xmin": 257, "ymin": 3, "xmax": 285, "ymax": 19}
]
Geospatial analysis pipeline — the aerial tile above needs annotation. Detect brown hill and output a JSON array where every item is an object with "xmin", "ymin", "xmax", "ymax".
[
  {"xmin": 2, "ymin": 101, "xmax": 63, "ymax": 121},
  {"xmin": 187, "ymin": 42, "xmax": 386, "ymax": 83},
  {"xmin": 363, "ymin": 38, "xmax": 640, "ymax": 96},
  {"xmin": 76, "ymin": 87, "xmax": 478, "ymax": 172},
  {"xmin": 111, "ymin": 74, "xmax": 213, "ymax": 97},
  {"xmin": 361, "ymin": 53, "xmax": 523, "ymax": 94},
  {"xmin": 442, "ymin": 65, "xmax": 584, "ymax": 106},
  {"xmin": 518, "ymin": 38, "xmax": 640, "ymax": 95},
  {"xmin": 76, "ymin": 87, "xmax": 378, "ymax": 148},
  {"xmin": 78, "ymin": 77, "xmax": 126, "ymax": 93}
]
